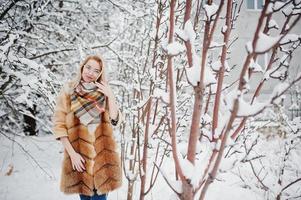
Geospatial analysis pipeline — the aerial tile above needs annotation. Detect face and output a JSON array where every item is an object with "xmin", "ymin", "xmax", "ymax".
[{"xmin": 81, "ymin": 59, "xmax": 102, "ymax": 83}]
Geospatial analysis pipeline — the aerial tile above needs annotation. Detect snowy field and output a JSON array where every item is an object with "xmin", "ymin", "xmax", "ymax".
[{"xmin": 1, "ymin": 132, "xmax": 294, "ymax": 200}]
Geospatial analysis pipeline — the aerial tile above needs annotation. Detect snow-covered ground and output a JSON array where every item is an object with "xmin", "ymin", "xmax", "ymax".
[{"xmin": 0, "ymin": 133, "xmax": 263, "ymax": 200}]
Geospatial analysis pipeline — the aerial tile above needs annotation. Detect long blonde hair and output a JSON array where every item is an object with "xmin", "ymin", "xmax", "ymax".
[{"xmin": 70, "ymin": 54, "xmax": 107, "ymax": 90}]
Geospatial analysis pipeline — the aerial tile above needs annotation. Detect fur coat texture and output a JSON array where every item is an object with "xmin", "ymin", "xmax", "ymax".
[{"xmin": 52, "ymin": 55, "xmax": 123, "ymax": 196}]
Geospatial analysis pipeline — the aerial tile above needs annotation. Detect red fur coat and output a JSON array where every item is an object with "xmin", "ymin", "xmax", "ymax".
[{"xmin": 52, "ymin": 82, "xmax": 123, "ymax": 196}]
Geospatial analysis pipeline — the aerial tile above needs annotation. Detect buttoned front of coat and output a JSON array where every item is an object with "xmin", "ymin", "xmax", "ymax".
[{"xmin": 52, "ymin": 82, "xmax": 123, "ymax": 196}]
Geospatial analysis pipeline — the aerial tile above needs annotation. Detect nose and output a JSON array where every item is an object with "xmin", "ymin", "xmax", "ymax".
[{"xmin": 87, "ymin": 70, "xmax": 93, "ymax": 76}]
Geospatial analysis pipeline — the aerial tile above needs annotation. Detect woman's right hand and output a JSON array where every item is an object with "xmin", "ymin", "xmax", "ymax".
[{"xmin": 70, "ymin": 152, "xmax": 86, "ymax": 172}]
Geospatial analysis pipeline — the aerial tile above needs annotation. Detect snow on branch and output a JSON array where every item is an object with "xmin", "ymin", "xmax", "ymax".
[
  {"xmin": 203, "ymin": 3, "xmax": 219, "ymax": 21},
  {"xmin": 255, "ymin": 32, "xmax": 282, "ymax": 53}
]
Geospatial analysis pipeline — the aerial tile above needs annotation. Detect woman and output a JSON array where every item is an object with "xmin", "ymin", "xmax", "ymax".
[{"xmin": 52, "ymin": 55, "xmax": 123, "ymax": 200}]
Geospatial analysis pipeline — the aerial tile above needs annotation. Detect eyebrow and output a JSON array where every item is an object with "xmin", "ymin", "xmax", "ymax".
[{"xmin": 86, "ymin": 64, "xmax": 101, "ymax": 71}]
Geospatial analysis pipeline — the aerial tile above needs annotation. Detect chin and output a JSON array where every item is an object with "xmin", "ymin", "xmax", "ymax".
[{"xmin": 82, "ymin": 77, "xmax": 94, "ymax": 83}]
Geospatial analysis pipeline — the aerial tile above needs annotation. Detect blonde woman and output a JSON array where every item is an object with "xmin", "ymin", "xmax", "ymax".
[{"xmin": 52, "ymin": 55, "xmax": 123, "ymax": 200}]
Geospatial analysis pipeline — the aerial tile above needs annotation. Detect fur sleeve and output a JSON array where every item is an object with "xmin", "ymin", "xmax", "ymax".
[{"xmin": 52, "ymin": 87, "xmax": 68, "ymax": 140}]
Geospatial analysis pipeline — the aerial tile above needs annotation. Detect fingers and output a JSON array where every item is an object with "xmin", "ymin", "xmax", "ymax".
[
  {"xmin": 80, "ymin": 156, "xmax": 86, "ymax": 163},
  {"xmin": 79, "ymin": 161, "xmax": 85, "ymax": 171},
  {"xmin": 75, "ymin": 162, "xmax": 85, "ymax": 172},
  {"xmin": 95, "ymin": 82, "xmax": 104, "ymax": 88},
  {"xmin": 71, "ymin": 156, "xmax": 86, "ymax": 172},
  {"xmin": 79, "ymin": 156, "xmax": 86, "ymax": 171}
]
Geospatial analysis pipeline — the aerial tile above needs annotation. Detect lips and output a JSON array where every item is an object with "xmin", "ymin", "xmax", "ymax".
[{"xmin": 85, "ymin": 75, "xmax": 93, "ymax": 80}]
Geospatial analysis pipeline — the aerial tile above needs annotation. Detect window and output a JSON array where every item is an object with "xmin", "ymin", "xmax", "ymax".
[{"xmin": 247, "ymin": 0, "xmax": 264, "ymax": 10}]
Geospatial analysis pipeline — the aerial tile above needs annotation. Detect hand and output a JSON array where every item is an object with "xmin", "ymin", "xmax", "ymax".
[
  {"xmin": 70, "ymin": 152, "xmax": 86, "ymax": 172},
  {"xmin": 94, "ymin": 81, "xmax": 114, "ymax": 98}
]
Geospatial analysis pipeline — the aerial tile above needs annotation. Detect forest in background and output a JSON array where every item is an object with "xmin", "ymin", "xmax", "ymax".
[{"xmin": 0, "ymin": 0, "xmax": 301, "ymax": 199}]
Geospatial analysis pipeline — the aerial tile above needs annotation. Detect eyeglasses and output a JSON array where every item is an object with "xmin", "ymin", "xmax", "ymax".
[{"xmin": 84, "ymin": 64, "xmax": 102, "ymax": 76}]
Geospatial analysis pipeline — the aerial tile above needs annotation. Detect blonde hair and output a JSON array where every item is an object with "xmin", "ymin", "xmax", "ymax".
[{"xmin": 70, "ymin": 54, "xmax": 107, "ymax": 90}]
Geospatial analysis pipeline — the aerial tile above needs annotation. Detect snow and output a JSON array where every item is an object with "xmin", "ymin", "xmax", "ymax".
[
  {"xmin": 201, "ymin": 113, "xmax": 212, "ymax": 124},
  {"xmin": 249, "ymin": 58, "xmax": 263, "ymax": 72},
  {"xmin": 266, "ymin": 2, "xmax": 274, "ymax": 14},
  {"xmin": 166, "ymin": 42, "xmax": 186, "ymax": 56},
  {"xmin": 271, "ymin": 82, "xmax": 290, "ymax": 98},
  {"xmin": 175, "ymin": 28, "xmax": 188, "ymax": 41},
  {"xmin": 224, "ymin": 89, "xmax": 240, "ymax": 111},
  {"xmin": 246, "ymin": 41, "xmax": 253, "ymax": 53},
  {"xmin": 209, "ymin": 41, "xmax": 225, "ymax": 48},
  {"xmin": 1, "ymin": 1, "xmax": 301, "ymax": 200},
  {"xmin": 1, "ymin": 130, "xmax": 299, "ymax": 200},
  {"xmin": 289, "ymin": 102, "xmax": 299, "ymax": 110},
  {"xmin": 255, "ymin": 32, "xmax": 282, "ymax": 53},
  {"xmin": 270, "ymin": 68, "xmax": 287, "ymax": 79},
  {"xmin": 273, "ymin": 2, "xmax": 285, "ymax": 11},
  {"xmin": 237, "ymin": 96, "xmax": 268, "ymax": 117},
  {"xmin": 0, "ymin": 110, "xmax": 7, "ymax": 117},
  {"xmin": 204, "ymin": 3, "xmax": 219, "ymax": 21},
  {"xmin": 221, "ymin": 25, "xmax": 228, "ymax": 33},
  {"xmin": 176, "ymin": 19, "xmax": 196, "ymax": 42},
  {"xmin": 204, "ymin": 67, "xmax": 217, "ymax": 86},
  {"xmin": 292, "ymin": 7, "xmax": 301, "ymax": 14},
  {"xmin": 184, "ymin": 20, "xmax": 196, "ymax": 43},
  {"xmin": 282, "ymin": 4, "xmax": 294, "ymax": 16},
  {"xmin": 214, "ymin": 139, "xmax": 221, "ymax": 150},
  {"xmin": 268, "ymin": 19, "xmax": 279, "ymax": 29},
  {"xmin": 179, "ymin": 158, "xmax": 195, "ymax": 180},
  {"xmin": 279, "ymin": 34, "xmax": 300, "ymax": 44},
  {"xmin": 211, "ymin": 61, "xmax": 221, "ymax": 71},
  {"xmin": 153, "ymin": 87, "xmax": 169, "ymax": 104},
  {"xmin": 294, "ymin": 0, "xmax": 301, "ymax": 5},
  {"xmin": 186, "ymin": 55, "xmax": 201, "ymax": 86}
]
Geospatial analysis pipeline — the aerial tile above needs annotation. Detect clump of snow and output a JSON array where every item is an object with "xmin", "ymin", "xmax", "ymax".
[
  {"xmin": 175, "ymin": 28, "xmax": 188, "ymax": 41},
  {"xmin": 204, "ymin": 67, "xmax": 217, "ymax": 86},
  {"xmin": 268, "ymin": 19, "xmax": 279, "ymax": 29},
  {"xmin": 249, "ymin": 58, "xmax": 263, "ymax": 72},
  {"xmin": 204, "ymin": 3, "xmax": 219, "ymax": 21},
  {"xmin": 266, "ymin": 2, "xmax": 274, "ymax": 14},
  {"xmin": 224, "ymin": 89, "xmax": 240, "ymax": 111},
  {"xmin": 179, "ymin": 158, "xmax": 194, "ymax": 180},
  {"xmin": 279, "ymin": 34, "xmax": 300, "ymax": 45},
  {"xmin": 273, "ymin": 1, "xmax": 285, "ymax": 11},
  {"xmin": 237, "ymin": 96, "xmax": 268, "ymax": 117},
  {"xmin": 221, "ymin": 25, "xmax": 228, "ymax": 33},
  {"xmin": 270, "ymin": 68, "xmax": 287, "ymax": 80},
  {"xmin": 246, "ymin": 41, "xmax": 253, "ymax": 53},
  {"xmin": 209, "ymin": 41, "xmax": 225, "ymax": 48},
  {"xmin": 161, "ymin": 38, "xmax": 169, "ymax": 52},
  {"xmin": 211, "ymin": 61, "xmax": 221, "ymax": 71},
  {"xmin": 211, "ymin": 60, "xmax": 230, "ymax": 72},
  {"xmin": 156, "ymin": 165, "xmax": 183, "ymax": 194},
  {"xmin": 166, "ymin": 42, "xmax": 186, "ymax": 56},
  {"xmin": 270, "ymin": 82, "xmax": 290, "ymax": 99},
  {"xmin": 202, "ymin": 128, "xmax": 212, "ymax": 139},
  {"xmin": 282, "ymin": 4, "xmax": 294, "ymax": 16},
  {"xmin": 255, "ymin": 32, "xmax": 282, "ymax": 53},
  {"xmin": 175, "ymin": 20, "xmax": 196, "ymax": 43},
  {"xmin": 186, "ymin": 55, "xmax": 201, "ymax": 86},
  {"xmin": 184, "ymin": 19, "xmax": 196, "ymax": 42},
  {"xmin": 153, "ymin": 88, "xmax": 169, "ymax": 104},
  {"xmin": 201, "ymin": 113, "xmax": 212, "ymax": 124}
]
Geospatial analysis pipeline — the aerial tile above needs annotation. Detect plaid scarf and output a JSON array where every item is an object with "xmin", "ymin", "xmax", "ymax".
[{"xmin": 71, "ymin": 80, "xmax": 106, "ymax": 126}]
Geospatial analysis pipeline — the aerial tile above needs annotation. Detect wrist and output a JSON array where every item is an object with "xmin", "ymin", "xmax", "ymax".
[{"xmin": 68, "ymin": 149, "xmax": 77, "ymax": 157}]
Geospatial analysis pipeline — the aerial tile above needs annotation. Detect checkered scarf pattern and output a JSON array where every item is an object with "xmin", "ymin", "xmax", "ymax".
[{"xmin": 71, "ymin": 80, "xmax": 106, "ymax": 125}]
